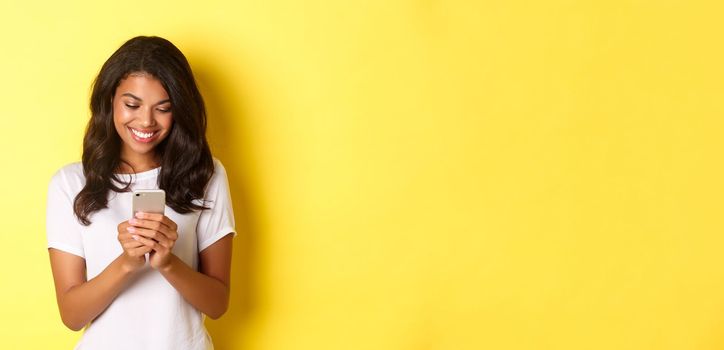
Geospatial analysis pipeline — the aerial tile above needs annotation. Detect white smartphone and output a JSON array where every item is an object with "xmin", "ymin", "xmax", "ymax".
[{"xmin": 132, "ymin": 189, "xmax": 166, "ymax": 216}]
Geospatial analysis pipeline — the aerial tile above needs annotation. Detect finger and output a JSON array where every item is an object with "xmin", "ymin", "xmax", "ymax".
[
  {"xmin": 131, "ymin": 233, "xmax": 167, "ymax": 252},
  {"xmin": 118, "ymin": 232, "xmax": 138, "ymax": 242},
  {"xmin": 135, "ymin": 212, "xmax": 178, "ymax": 231},
  {"xmin": 128, "ymin": 245, "xmax": 153, "ymax": 257},
  {"xmin": 121, "ymin": 241, "xmax": 142, "ymax": 249},
  {"xmin": 129, "ymin": 218, "xmax": 174, "ymax": 238},
  {"xmin": 121, "ymin": 240, "xmax": 145, "ymax": 252},
  {"xmin": 161, "ymin": 215, "xmax": 178, "ymax": 231},
  {"xmin": 122, "ymin": 231, "xmax": 146, "ymax": 249},
  {"xmin": 117, "ymin": 221, "xmax": 130, "ymax": 232},
  {"xmin": 134, "ymin": 212, "xmax": 164, "ymax": 223},
  {"xmin": 129, "ymin": 218, "xmax": 176, "ymax": 240},
  {"xmin": 128, "ymin": 227, "xmax": 172, "ymax": 248}
]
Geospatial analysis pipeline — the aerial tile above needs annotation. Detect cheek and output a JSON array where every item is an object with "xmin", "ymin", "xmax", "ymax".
[
  {"xmin": 112, "ymin": 107, "xmax": 135, "ymax": 138},
  {"xmin": 113, "ymin": 105, "xmax": 134, "ymax": 126},
  {"xmin": 160, "ymin": 114, "xmax": 174, "ymax": 130}
]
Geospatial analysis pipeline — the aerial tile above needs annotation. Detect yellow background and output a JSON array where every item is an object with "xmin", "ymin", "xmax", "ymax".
[{"xmin": 2, "ymin": 0, "xmax": 724, "ymax": 349}]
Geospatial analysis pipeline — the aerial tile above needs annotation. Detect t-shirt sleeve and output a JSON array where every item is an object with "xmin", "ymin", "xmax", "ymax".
[
  {"xmin": 197, "ymin": 159, "xmax": 237, "ymax": 252},
  {"xmin": 46, "ymin": 169, "xmax": 85, "ymax": 258}
]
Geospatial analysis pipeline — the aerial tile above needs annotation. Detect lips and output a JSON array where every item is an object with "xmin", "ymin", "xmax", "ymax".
[{"xmin": 128, "ymin": 127, "xmax": 159, "ymax": 143}]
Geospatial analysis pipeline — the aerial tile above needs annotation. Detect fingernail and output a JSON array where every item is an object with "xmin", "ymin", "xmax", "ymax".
[
  {"xmin": 132, "ymin": 235, "xmax": 138, "ymax": 240},
  {"xmin": 135, "ymin": 212, "xmax": 144, "ymax": 219},
  {"xmin": 129, "ymin": 219, "xmax": 137, "ymax": 225},
  {"xmin": 127, "ymin": 226, "xmax": 135, "ymax": 233}
]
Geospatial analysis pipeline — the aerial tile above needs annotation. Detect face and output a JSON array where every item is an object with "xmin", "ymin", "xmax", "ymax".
[{"xmin": 112, "ymin": 72, "xmax": 173, "ymax": 161}]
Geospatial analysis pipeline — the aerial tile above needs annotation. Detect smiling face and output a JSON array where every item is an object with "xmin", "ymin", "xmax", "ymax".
[{"xmin": 112, "ymin": 72, "xmax": 173, "ymax": 169}]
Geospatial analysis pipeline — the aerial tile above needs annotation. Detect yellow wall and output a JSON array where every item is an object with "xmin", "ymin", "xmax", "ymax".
[{"xmin": 2, "ymin": 0, "xmax": 724, "ymax": 349}]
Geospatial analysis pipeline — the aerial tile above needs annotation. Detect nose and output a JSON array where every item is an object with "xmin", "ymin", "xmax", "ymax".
[{"xmin": 140, "ymin": 107, "xmax": 157, "ymax": 128}]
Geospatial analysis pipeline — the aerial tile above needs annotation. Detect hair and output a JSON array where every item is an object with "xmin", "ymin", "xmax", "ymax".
[{"xmin": 73, "ymin": 35, "xmax": 214, "ymax": 226}]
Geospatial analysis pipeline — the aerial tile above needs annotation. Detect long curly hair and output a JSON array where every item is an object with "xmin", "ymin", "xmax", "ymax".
[{"xmin": 73, "ymin": 36, "xmax": 214, "ymax": 225}]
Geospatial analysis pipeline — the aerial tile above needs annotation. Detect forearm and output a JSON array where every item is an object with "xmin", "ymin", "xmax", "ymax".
[
  {"xmin": 58, "ymin": 254, "xmax": 136, "ymax": 331},
  {"xmin": 159, "ymin": 254, "xmax": 229, "ymax": 319}
]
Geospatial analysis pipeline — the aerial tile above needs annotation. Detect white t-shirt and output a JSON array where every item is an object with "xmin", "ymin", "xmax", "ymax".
[{"xmin": 46, "ymin": 158, "xmax": 236, "ymax": 350}]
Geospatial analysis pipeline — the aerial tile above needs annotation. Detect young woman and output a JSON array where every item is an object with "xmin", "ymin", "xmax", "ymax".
[{"xmin": 46, "ymin": 36, "xmax": 235, "ymax": 349}]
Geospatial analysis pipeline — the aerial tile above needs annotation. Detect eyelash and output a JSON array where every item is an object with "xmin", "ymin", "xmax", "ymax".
[{"xmin": 125, "ymin": 104, "xmax": 171, "ymax": 113}]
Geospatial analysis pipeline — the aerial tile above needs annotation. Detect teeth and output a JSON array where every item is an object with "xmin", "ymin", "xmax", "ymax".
[{"xmin": 131, "ymin": 128, "xmax": 154, "ymax": 139}]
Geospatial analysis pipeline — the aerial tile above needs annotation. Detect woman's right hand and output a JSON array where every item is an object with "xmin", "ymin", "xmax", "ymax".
[{"xmin": 117, "ymin": 220, "xmax": 152, "ymax": 272}]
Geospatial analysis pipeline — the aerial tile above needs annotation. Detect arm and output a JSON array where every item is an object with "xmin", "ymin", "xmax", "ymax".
[
  {"xmin": 48, "ymin": 247, "xmax": 149, "ymax": 331},
  {"xmin": 129, "ymin": 213, "xmax": 234, "ymax": 319},
  {"xmin": 48, "ymin": 220, "xmax": 152, "ymax": 331},
  {"xmin": 158, "ymin": 234, "xmax": 234, "ymax": 319}
]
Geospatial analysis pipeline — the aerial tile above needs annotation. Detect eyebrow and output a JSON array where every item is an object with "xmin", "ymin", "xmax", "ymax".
[{"xmin": 121, "ymin": 93, "xmax": 171, "ymax": 105}]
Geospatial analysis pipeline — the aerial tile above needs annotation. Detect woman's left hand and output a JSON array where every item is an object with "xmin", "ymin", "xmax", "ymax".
[{"xmin": 127, "ymin": 212, "xmax": 179, "ymax": 270}]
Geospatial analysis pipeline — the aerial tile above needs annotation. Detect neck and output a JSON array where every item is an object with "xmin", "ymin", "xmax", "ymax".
[{"xmin": 117, "ymin": 150, "xmax": 161, "ymax": 174}]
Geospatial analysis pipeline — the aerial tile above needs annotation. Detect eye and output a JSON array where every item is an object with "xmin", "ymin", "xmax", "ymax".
[
  {"xmin": 157, "ymin": 107, "xmax": 171, "ymax": 113},
  {"xmin": 125, "ymin": 103, "xmax": 139, "ymax": 109}
]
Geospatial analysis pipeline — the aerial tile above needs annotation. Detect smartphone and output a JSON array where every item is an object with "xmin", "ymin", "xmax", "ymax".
[{"xmin": 132, "ymin": 189, "xmax": 166, "ymax": 216}]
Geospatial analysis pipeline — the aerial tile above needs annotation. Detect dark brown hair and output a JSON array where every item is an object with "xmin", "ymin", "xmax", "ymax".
[{"xmin": 73, "ymin": 36, "xmax": 214, "ymax": 225}]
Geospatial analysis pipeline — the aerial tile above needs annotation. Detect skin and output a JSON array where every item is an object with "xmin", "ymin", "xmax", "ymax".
[
  {"xmin": 113, "ymin": 72, "xmax": 173, "ymax": 173},
  {"xmin": 48, "ymin": 72, "xmax": 233, "ymax": 331}
]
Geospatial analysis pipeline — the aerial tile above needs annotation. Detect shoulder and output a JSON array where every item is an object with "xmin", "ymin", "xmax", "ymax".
[
  {"xmin": 48, "ymin": 162, "xmax": 85, "ymax": 193},
  {"xmin": 204, "ymin": 157, "xmax": 231, "ymax": 194},
  {"xmin": 211, "ymin": 157, "xmax": 229, "ymax": 179}
]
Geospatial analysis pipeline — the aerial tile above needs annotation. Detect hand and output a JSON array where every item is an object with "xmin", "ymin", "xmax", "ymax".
[
  {"xmin": 127, "ymin": 212, "xmax": 179, "ymax": 270},
  {"xmin": 117, "ymin": 220, "xmax": 153, "ymax": 272}
]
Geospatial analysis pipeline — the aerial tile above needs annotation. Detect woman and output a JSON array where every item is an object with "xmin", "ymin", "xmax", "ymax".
[{"xmin": 46, "ymin": 36, "xmax": 235, "ymax": 349}]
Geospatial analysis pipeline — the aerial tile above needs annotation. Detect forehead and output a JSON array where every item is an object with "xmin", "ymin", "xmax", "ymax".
[{"xmin": 115, "ymin": 73, "xmax": 169, "ymax": 102}]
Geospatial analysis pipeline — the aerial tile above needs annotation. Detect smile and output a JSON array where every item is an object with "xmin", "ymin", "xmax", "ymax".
[{"xmin": 129, "ymin": 127, "xmax": 158, "ymax": 143}]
